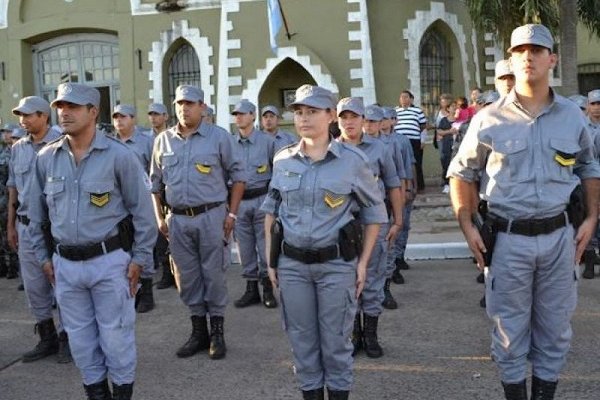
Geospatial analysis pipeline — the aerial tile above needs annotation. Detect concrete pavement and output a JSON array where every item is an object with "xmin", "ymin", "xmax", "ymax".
[{"xmin": 1, "ymin": 258, "xmax": 599, "ymax": 399}]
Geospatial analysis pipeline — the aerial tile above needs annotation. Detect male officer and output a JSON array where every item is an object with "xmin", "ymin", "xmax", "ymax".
[
  {"xmin": 7, "ymin": 96, "xmax": 67, "ymax": 362},
  {"xmin": 0, "ymin": 123, "xmax": 20, "ymax": 280},
  {"xmin": 28, "ymin": 83, "xmax": 157, "ymax": 400},
  {"xmin": 231, "ymin": 99, "xmax": 277, "ymax": 309},
  {"xmin": 448, "ymin": 24, "xmax": 600, "ymax": 400},
  {"xmin": 495, "ymin": 60, "xmax": 516, "ymax": 97},
  {"xmin": 203, "ymin": 106, "xmax": 215, "ymax": 125},
  {"xmin": 150, "ymin": 85, "xmax": 246, "ymax": 360},
  {"xmin": 147, "ymin": 103, "xmax": 169, "ymax": 137},
  {"xmin": 113, "ymin": 104, "xmax": 156, "ymax": 313},
  {"xmin": 260, "ymin": 105, "xmax": 297, "ymax": 151}
]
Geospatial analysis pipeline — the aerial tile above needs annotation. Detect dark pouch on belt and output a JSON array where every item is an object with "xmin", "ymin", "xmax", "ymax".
[
  {"xmin": 118, "ymin": 215, "xmax": 135, "ymax": 252},
  {"xmin": 269, "ymin": 218, "xmax": 283, "ymax": 269},
  {"xmin": 472, "ymin": 212, "xmax": 496, "ymax": 267},
  {"xmin": 339, "ymin": 219, "xmax": 363, "ymax": 262},
  {"xmin": 567, "ymin": 184, "xmax": 586, "ymax": 229}
]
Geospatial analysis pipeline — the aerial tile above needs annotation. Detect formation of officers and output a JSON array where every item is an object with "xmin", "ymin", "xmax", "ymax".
[{"xmin": 3, "ymin": 22, "xmax": 599, "ymax": 400}]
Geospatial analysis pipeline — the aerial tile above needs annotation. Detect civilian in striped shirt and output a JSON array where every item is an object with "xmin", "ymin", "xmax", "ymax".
[{"xmin": 394, "ymin": 90, "xmax": 427, "ymax": 191}]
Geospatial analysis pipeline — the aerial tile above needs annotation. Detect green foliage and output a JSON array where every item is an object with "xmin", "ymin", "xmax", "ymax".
[{"xmin": 578, "ymin": 0, "xmax": 600, "ymax": 37}]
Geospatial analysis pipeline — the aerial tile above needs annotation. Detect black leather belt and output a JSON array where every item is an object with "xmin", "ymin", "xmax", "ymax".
[
  {"xmin": 17, "ymin": 214, "xmax": 30, "ymax": 226},
  {"xmin": 56, "ymin": 234, "xmax": 123, "ymax": 262},
  {"xmin": 242, "ymin": 186, "xmax": 269, "ymax": 200},
  {"xmin": 490, "ymin": 212, "xmax": 567, "ymax": 237},
  {"xmin": 171, "ymin": 202, "xmax": 222, "ymax": 217},
  {"xmin": 282, "ymin": 241, "xmax": 340, "ymax": 264}
]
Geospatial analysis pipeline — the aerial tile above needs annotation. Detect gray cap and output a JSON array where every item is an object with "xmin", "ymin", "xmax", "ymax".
[
  {"xmin": 382, "ymin": 106, "xmax": 396, "ymax": 119},
  {"xmin": 507, "ymin": 24, "xmax": 554, "ymax": 53},
  {"xmin": 475, "ymin": 94, "xmax": 487, "ymax": 105},
  {"xmin": 290, "ymin": 84, "xmax": 336, "ymax": 110},
  {"xmin": 364, "ymin": 104, "xmax": 384, "ymax": 122},
  {"xmin": 337, "ymin": 97, "xmax": 364, "ymax": 117},
  {"xmin": 112, "ymin": 104, "xmax": 136, "ymax": 118},
  {"xmin": 483, "ymin": 90, "xmax": 500, "ymax": 105},
  {"xmin": 568, "ymin": 94, "xmax": 588, "ymax": 109},
  {"xmin": 51, "ymin": 83, "xmax": 100, "ymax": 108},
  {"xmin": 148, "ymin": 103, "xmax": 167, "ymax": 114},
  {"xmin": 0, "ymin": 123, "xmax": 20, "ymax": 132},
  {"xmin": 588, "ymin": 89, "xmax": 600, "ymax": 104},
  {"xmin": 173, "ymin": 85, "xmax": 204, "ymax": 103},
  {"xmin": 205, "ymin": 106, "xmax": 214, "ymax": 117},
  {"xmin": 495, "ymin": 60, "xmax": 514, "ymax": 79},
  {"xmin": 12, "ymin": 96, "xmax": 51, "ymax": 116},
  {"xmin": 261, "ymin": 105, "xmax": 279, "ymax": 117},
  {"xmin": 231, "ymin": 99, "xmax": 256, "ymax": 115},
  {"xmin": 11, "ymin": 128, "xmax": 26, "ymax": 139}
]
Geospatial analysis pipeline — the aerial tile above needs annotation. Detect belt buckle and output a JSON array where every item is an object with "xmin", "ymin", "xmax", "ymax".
[
  {"xmin": 185, "ymin": 208, "xmax": 195, "ymax": 217},
  {"xmin": 305, "ymin": 249, "xmax": 319, "ymax": 264}
]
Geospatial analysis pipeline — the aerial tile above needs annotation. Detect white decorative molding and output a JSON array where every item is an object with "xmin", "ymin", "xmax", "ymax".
[
  {"xmin": 403, "ymin": 2, "xmax": 470, "ymax": 105},
  {"xmin": 241, "ymin": 46, "xmax": 339, "ymax": 118},
  {"xmin": 0, "ymin": 0, "xmax": 8, "ymax": 29},
  {"xmin": 216, "ymin": 0, "xmax": 241, "ymax": 128},
  {"xmin": 484, "ymin": 33, "xmax": 504, "ymax": 85},
  {"xmin": 148, "ymin": 19, "xmax": 215, "ymax": 107},
  {"xmin": 471, "ymin": 28, "xmax": 481, "ymax": 89},
  {"xmin": 346, "ymin": 0, "xmax": 376, "ymax": 104}
]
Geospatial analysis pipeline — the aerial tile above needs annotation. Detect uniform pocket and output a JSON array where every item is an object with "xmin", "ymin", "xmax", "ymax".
[
  {"xmin": 549, "ymin": 138, "xmax": 580, "ymax": 181},
  {"xmin": 490, "ymin": 137, "xmax": 529, "ymax": 182},
  {"xmin": 318, "ymin": 179, "xmax": 352, "ymax": 213},
  {"xmin": 161, "ymin": 153, "xmax": 180, "ymax": 185},
  {"xmin": 13, "ymin": 162, "xmax": 30, "ymax": 190},
  {"xmin": 44, "ymin": 179, "xmax": 66, "ymax": 217},
  {"xmin": 273, "ymin": 170, "xmax": 302, "ymax": 211},
  {"xmin": 81, "ymin": 181, "xmax": 115, "ymax": 214}
]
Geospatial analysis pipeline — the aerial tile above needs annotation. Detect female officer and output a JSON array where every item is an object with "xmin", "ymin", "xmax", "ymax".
[{"xmin": 261, "ymin": 85, "xmax": 387, "ymax": 400}]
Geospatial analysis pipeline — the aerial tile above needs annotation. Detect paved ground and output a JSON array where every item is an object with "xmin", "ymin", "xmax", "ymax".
[{"xmin": 1, "ymin": 258, "xmax": 599, "ymax": 400}]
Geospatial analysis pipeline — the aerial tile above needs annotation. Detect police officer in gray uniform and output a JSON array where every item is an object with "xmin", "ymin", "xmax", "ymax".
[
  {"xmin": 231, "ymin": 99, "xmax": 278, "ymax": 309},
  {"xmin": 150, "ymin": 85, "xmax": 246, "ymax": 360},
  {"xmin": 260, "ymin": 105, "xmax": 297, "ymax": 152},
  {"xmin": 262, "ymin": 85, "xmax": 387, "ymax": 400},
  {"xmin": 0, "ymin": 123, "xmax": 21, "ymax": 280},
  {"xmin": 448, "ymin": 24, "xmax": 600, "ymax": 400},
  {"xmin": 28, "ymin": 83, "xmax": 157, "ymax": 400},
  {"xmin": 337, "ymin": 99, "xmax": 403, "ymax": 359},
  {"xmin": 7, "ymin": 96, "xmax": 67, "ymax": 363},
  {"xmin": 112, "ymin": 104, "xmax": 156, "ymax": 312}
]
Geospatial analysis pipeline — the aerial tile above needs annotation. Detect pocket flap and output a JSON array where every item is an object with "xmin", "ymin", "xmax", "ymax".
[
  {"xmin": 44, "ymin": 180, "xmax": 65, "ymax": 195},
  {"xmin": 81, "ymin": 181, "xmax": 114, "ymax": 194},
  {"xmin": 549, "ymin": 137, "xmax": 580, "ymax": 155},
  {"xmin": 492, "ymin": 138, "xmax": 527, "ymax": 154}
]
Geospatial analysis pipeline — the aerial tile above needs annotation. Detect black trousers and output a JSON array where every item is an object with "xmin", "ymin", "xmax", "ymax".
[{"xmin": 409, "ymin": 138, "xmax": 425, "ymax": 191}]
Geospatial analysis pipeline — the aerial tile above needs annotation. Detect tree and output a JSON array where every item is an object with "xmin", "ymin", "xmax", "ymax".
[{"xmin": 465, "ymin": 0, "xmax": 600, "ymax": 94}]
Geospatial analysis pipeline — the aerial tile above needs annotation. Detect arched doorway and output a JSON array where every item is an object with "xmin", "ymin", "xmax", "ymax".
[
  {"xmin": 419, "ymin": 25, "xmax": 452, "ymax": 120},
  {"xmin": 33, "ymin": 33, "xmax": 120, "ymax": 124},
  {"xmin": 164, "ymin": 39, "xmax": 201, "ymax": 125},
  {"xmin": 258, "ymin": 58, "xmax": 316, "ymax": 127}
]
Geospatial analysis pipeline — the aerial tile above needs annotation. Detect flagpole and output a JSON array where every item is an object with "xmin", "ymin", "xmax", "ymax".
[{"xmin": 276, "ymin": 0, "xmax": 295, "ymax": 40}]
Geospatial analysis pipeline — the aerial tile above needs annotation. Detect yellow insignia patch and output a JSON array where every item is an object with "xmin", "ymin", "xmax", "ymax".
[
  {"xmin": 554, "ymin": 154, "xmax": 576, "ymax": 167},
  {"xmin": 90, "ymin": 192, "xmax": 110, "ymax": 207},
  {"xmin": 256, "ymin": 165, "xmax": 268, "ymax": 174},
  {"xmin": 196, "ymin": 163, "xmax": 212, "ymax": 174},
  {"xmin": 324, "ymin": 192, "xmax": 345, "ymax": 208}
]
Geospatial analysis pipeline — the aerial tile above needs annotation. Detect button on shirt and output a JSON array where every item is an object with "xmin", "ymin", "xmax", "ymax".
[
  {"xmin": 261, "ymin": 139, "xmax": 388, "ymax": 249},
  {"xmin": 150, "ymin": 122, "xmax": 247, "ymax": 208},
  {"xmin": 7, "ymin": 128, "xmax": 61, "ymax": 216},
  {"xmin": 448, "ymin": 90, "xmax": 600, "ymax": 220},
  {"xmin": 118, "ymin": 129, "xmax": 154, "ymax": 172},
  {"xmin": 28, "ymin": 132, "xmax": 157, "ymax": 267},
  {"xmin": 235, "ymin": 129, "xmax": 275, "ymax": 190}
]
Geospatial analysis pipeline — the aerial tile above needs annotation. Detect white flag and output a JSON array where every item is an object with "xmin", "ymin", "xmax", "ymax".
[{"xmin": 267, "ymin": 0, "xmax": 283, "ymax": 54}]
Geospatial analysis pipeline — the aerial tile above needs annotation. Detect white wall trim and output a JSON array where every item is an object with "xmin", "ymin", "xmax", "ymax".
[
  {"xmin": 471, "ymin": 28, "xmax": 481, "ymax": 89},
  {"xmin": 216, "ymin": 0, "xmax": 241, "ymax": 128},
  {"xmin": 403, "ymin": 1, "xmax": 470, "ymax": 105},
  {"xmin": 241, "ymin": 46, "xmax": 339, "ymax": 118},
  {"xmin": 346, "ymin": 0, "xmax": 376, "ymax": 104},
  {"xmin": 148, "ymin": 19, "xmax": 215, "ymax": 107},
  {"xmin": 484, "ymin": 33, "xmax": 504, "ymax": 86}
]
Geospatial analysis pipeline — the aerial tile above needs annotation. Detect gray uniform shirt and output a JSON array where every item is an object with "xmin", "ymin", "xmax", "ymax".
[
  {"xmin": 150, "ymin": 122, "xmax": 247, "ymax": 208},
  {"xmin": 379, "ymin": 132, "xmax": 414, "ymax": 180},
  {"xmin": 118, "ymin": 129, "xmax": 154, "ymax": 172},
  {"xmin": 261, "ymin": 139, "xmax": 388, "ymax": 249},
  {"xmin": 7, "ymin": 128, "xmax": 62, "ymax": 216},
  {"xmin": 270, "ymin": 129, "xmax": 297, "ymax": 153},
  {"xmin": 234, "ymin": 129, "xmax": 275, "ymax": 190},
  {"xmin": 28, "ymin": 131, "xmax": 157, "ymax": 267},
  {"xmin": 587, "ymin": 118, "xmax": 600, "ymax": 160},
  {"xmin": 448, "ymin": 89, "xmax": 600, "ymax": 220}
]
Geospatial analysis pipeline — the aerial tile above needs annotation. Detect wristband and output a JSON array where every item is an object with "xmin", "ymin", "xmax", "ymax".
[{"xmin": 228, "ymin": 212, "xmax": 238, "ymax": 221}]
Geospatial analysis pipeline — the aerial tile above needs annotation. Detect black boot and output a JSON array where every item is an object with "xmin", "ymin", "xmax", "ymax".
[
  {"xmin": 363, "ymin": 314, "xmax": 383, "ymax": 358},
  {"xmin": 583, "ymin": 249, "xmax": 595, "ymax": 279},
  {"xmin": 83, "ymin": 379, "xmax": 112, "ymax": 400},
  {"xmin": 136, "ymin": 278, "xmax": 155, "ymax": 313},
  {"xmin": 302, "ymin": 388, "xmax": 324, "ymax": 400},
  {"xmin": 501, "ymin": 380, "xmax": 528, "ymax": 400},
  {"xmin": 531, "ymin": 376, "xmax": 557, "ymax": 400},
  {"xmin": 327, "ymin": 389, "xmax": 349, "ymax": 400},
  {"xmin": 57, "ymin": 331, "xmax": 72, "ymax": 364},
  {"xmin": 391, "ymin": 266, "xmax": 405, "ymax": 284},
  {"xmin": 234, "ymin": 280, "xmax": 261, "ymax": 308},
  {"xmin": 261, "ymin": 277, "xmax": 278, "ymax": 308},
  {"xmin": 479, "ymin": 295, "xmax": 486, "ymax": 308},
  {"xmin": 176, "ymin": 315, "xmax": 209, "ymax": 358},
  {"xmin": 5, "ymin": 257, "xmax": 18, "ymax": 279},
  {"xmin": 382, "ymin": 278, "xmax": 398, "ymax": 310},
  {"xmin": 209, "ymin": 316, "xmax": 226, "ymax": 360},
  {"xmin": 112, "ymin": 382, "xmax": 134, "ymax": 400},
  {"xmin": 395, "ymin": 256, "xmax": 410, "ymax": 270},
  {"xmin": 351, "ymin": 312, "xmax": 362, "ymax": 356},
  {"xmin": 476, "ymin": 272, "xmax": 485, "ymax": 283},
  {"xmin": 156, "ymin": 261, "xmax": 175, "ymax": 289},
  {"xmin": 22, "ymin": 318, "xmax": 59, "ymax": 362}
]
